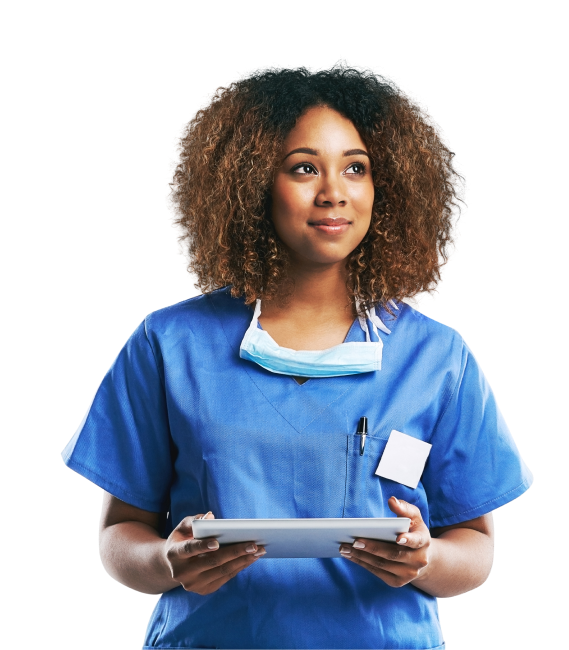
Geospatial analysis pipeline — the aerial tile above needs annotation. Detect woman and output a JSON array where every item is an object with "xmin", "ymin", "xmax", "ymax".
[{"xmin": 62, "ymin": 67, "xmax": 532, "ymax": 649}]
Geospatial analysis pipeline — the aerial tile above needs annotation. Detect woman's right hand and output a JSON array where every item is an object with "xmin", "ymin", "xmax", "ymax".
[{"xmin": 164, "ymin": 512, "xmax": 266, "ymax": 595}]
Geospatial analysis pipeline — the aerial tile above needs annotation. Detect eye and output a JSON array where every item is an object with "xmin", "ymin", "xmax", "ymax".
[
  {"xmin": 345, "ymin": 162, "xmax": 367, "ymax": 175},
  {"xmin": 290, "ymin": 161, "xmax": 366, "ymax": 176},
  {"xmin": 292, "ymin": 163, "xmax": 318, "ymax": 175}
]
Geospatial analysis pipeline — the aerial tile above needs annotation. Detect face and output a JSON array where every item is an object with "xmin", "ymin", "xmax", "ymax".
[{"xmin": 271, "ymin": 106, "xmax": 374, "ymax": 269}]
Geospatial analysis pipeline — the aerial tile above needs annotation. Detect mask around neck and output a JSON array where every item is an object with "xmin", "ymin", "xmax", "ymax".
[{"xmin": 239, "ymin": 300, "xmax": 391, "ymax": 378}]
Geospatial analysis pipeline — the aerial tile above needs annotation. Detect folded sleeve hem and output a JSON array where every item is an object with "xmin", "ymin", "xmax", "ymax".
[
  {"xmin": 429, "ymin": 476, "xmax": 534, "ymax": 528},
  {"xmin": 62, "ymin": 453, "xmax": 163, "ymax": 513}
]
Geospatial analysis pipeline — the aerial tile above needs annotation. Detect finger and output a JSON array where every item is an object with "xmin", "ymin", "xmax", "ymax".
[
  {"xmin": 344, "ymin": 539, "xmax": 411, "ymax": 564},
  {"xmin": 193, "ymin": 553, "xmax": 261, "ymax": 595},
  {"xmin": 340, "ymin": 543, "xmax": 394, "ymax": 567},
  {"xmin": 175, "ymin": 511, "xmax": 217, "ymax": 546},
  {"xmin": 176, "ymin": 536, "xmax": 220, "ymax": 559},
  {"xmin": 395, "ymin": 529, "xmax": 428, "ymax": 549},
  {"xmin": 387, "ymin": 497, "xmax": 424, "ymax": 527},
  {"xmin": 388, "ymin": 498, "xmax": 431, "ymax": 548},
  {"xmin": 176, "ymin": 511, "xmax": 215, "ymax": 535},
  {"xmin": 175, "ymin": 513, "xmax": 206, "ymax": 537},
  {"xmin": 192, "ymin": 542, "xmax": 266, "ymax": 589},
  {"xmin": 175, "ymin": 515, "xmax": 200, "ymax": 537},
  {"xmin": 342, "ymin": 553, "xmax": 409, "ymax": 589},
  {"xmin": 189, "ymin": 511, "xmax": 215, "ymax": 537},
  {"xmin": 200, "ymin": 547, "xmax": 264, "ymax": 582},
  {"xmin": 195, "ymin": 542, "xmax": 265, "ymax": 570}
]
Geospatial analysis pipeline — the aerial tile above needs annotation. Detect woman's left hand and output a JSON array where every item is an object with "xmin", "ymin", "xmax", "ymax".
[{"xmin": 339, "ymin": 496, "xmax": 431, "ymax": 588}]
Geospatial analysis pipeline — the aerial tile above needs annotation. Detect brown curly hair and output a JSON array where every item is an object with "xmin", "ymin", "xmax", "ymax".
[{"xmin": 171, "ymin": 66, "xmax": 461, "ymax": 311}]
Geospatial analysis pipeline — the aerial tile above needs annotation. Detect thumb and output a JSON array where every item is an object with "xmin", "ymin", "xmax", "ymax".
[
  {"xmin": 387, "ymin": 497, "xmax": 408, "ymax": 517},
  {"xmin": 178, "ymin": 511, "xmax": 218, "ymax": 557},
  {"xmin": 195, "ymin": 510, "xmax": 215, "ymax": 519},
  {"xmin": 176, "ymin": 511, "xmax": 215, "ymax": 537},
  {"xmin": 388, "ymin": 496, "xmax": 422, "ymax": 525},
  {"xmin": 388, "ymin": 497, "xmax": 430, "ymax": 549},
  {"xmin": 387, "ymin": 497, "xmax": 417, "ymax": 535}
]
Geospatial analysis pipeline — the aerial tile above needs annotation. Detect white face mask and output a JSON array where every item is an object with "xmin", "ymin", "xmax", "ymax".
[{"xmin": 239, "ymin": 300, "xmax": 392, "ymax": 378}]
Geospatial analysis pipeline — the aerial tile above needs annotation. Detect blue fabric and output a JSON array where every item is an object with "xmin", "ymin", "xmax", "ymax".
[{"xmin": 62, "ymin": 287, "xmax": 532, "ymax": 650}]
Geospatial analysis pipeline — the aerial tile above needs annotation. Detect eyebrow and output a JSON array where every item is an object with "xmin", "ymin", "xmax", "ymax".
[{"xmin": 282, "ymin": 147, "xmax": 369, "ymax": 161}]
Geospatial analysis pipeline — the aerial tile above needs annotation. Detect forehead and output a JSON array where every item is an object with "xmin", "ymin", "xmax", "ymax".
[{"xmin": 283, "ymin": 106, "xmax": 367, "ymax": 151}]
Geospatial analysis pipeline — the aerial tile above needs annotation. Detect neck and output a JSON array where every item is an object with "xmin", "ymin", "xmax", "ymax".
[{"xmin": 264, "ymin": 258, "xmax": 353, "ymax": 321}]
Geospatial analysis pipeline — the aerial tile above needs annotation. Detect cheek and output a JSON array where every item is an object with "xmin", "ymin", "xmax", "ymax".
[
  {"xmin": 356, "ymin": 189, "xmax": 373, "ymax": 214},
  {"xmin": 356, "ymin": 182, "xmax": 375, "ymax": 214},
  {"xmin": 271, "ymin": 182, "xmax": 312, "ymax": 237},
  {"xmin": 272, "ymin": 181, "xmax": 312, "ymax": 216}
]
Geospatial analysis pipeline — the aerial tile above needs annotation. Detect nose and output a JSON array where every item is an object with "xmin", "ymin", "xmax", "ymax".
[{"xmin": 315, "ymin": 174, "xmax": 347, "ymax": 207}]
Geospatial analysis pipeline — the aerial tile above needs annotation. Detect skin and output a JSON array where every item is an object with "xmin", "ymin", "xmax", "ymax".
[
  {"xmin": 100, "ymin": 106, "xmax": 494, "ymax": 598},
  {"xmin": 340, "ymin": 497, "xmax": 493, "ymax": 596},
  {"xmin": 261, "ymin": 106, "xmax": 374, "ymax": 354},
  {"xmin": 100, "ymin": 496, "xmax": 265, "ymax": 596},
  {"xmin": 271, "ymin": 106, "xmax": 374, "ymax": 270}
]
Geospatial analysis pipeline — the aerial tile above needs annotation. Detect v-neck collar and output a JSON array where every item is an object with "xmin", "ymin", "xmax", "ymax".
[{"xmin": 209, "ymin": 287, "xmax": 400, "ymax": 345}]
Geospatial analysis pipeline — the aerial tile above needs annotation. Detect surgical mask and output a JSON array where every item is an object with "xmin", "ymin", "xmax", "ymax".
[{"xmin": 239, "ymin": 299, "xmax": 393, "ymax": 378}]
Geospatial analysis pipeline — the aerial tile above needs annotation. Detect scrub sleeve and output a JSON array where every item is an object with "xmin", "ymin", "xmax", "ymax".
[
  {"xmin": 62, "ymin": 322, "xmax": 172, "ymax": 514},
  {"xmin": 62, "ymin": 290, "xmax": 532, "ymax": 650},
  {"xmin": 421, "ymin": 341, "xmax": 532, "ymax": 529}
]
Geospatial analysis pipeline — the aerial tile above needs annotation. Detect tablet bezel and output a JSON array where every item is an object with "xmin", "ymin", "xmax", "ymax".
[{"xmin": 192, "ymin": 517, "xmax": 411, "ymax": 558}]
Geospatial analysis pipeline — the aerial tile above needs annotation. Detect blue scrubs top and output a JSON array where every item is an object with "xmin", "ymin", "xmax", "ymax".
[{"xmin": 62, "ymin": 287, "xmax": 532, "ymax": 650}]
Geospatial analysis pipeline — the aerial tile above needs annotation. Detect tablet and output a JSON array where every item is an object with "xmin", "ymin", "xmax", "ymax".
[{"xmin": 192, "ymin": 517, "xmax": 411, "ymax": 558}]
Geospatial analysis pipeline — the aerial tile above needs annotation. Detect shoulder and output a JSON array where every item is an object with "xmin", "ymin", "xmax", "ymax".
[
  {"xmin": 395, "ymin": 301, "xmax": 464, "ymax": 346},
  {"xmin": 384, "ymin": 303, "xmax": 472, "ymax": 392},
  {"xmin": 143, "ymin": 287, "xmax": 241, "ymax": 332},
  {"xmin": 140, "ymin": 287, "xmax": 252, "ymax": 357}
]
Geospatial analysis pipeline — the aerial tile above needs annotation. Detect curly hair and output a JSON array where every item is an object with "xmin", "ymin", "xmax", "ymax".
[{"xmin": 171, "ymin": 66, "xmax": 461, "ymax": 311}]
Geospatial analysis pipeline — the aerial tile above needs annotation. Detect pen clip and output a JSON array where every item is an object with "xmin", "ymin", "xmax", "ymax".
[{"xmin": 356, "ymin": 416, "xmax": 368, "ymax": 456}]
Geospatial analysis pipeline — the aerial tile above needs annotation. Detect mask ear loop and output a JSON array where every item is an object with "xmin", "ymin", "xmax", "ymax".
[
  {"xmin": 243, "ymin": 299, "xmax": 262, "ymax": 338},
  {"xmin": 240, "ymin": 299, "xmax": 264, "ymax": 350},
  {"xmin": 356, "ymin": 301, "xmax": 392, "ymax": 341},
  {"xmin": 355, "ymin": 300, "xmax": 371, "ymax": 342},
  {"xmin": 368, "ymin": 307, "xmax": 391, "ymax": 335},
  {"xmin": 253, "ymin": 287, "xmax": 263, "ymax": 320}
]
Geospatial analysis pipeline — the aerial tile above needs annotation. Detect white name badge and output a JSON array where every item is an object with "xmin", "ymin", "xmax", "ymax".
[{"xmin": 375, "ymin": 430, "xmax": 432, "ymax": 489}]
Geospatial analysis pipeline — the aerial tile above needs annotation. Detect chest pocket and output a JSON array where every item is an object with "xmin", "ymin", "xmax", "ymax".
[{"xmin": 343, "ymin": 435, "xmax": 428, "ymax": 520}]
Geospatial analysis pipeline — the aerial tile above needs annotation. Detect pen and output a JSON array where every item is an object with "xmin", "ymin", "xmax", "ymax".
[{"xmin": 357, "ymin": 416, "xmax": 368, "ymax": 456}]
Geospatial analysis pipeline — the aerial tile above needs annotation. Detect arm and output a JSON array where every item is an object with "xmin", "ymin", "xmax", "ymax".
[
  {"xmin": 415, "ymin": 513, "xmax": 494, "ymax": 597},
  {"xmin": 99, "ymin": 492, "xmax": 265, "ymax": 596},
  {"xmin": 339, "ymin": 497, "xmax": 494, "ymax": 598},
  {"xmin": 99, "ymin": 492, "xmax": 178, "ymax": 594}
]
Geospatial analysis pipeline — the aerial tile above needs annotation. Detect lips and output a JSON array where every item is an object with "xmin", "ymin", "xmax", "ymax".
[{"xmin": 309, "ymin": 217, "xmax": 350, "ymax": 226}]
